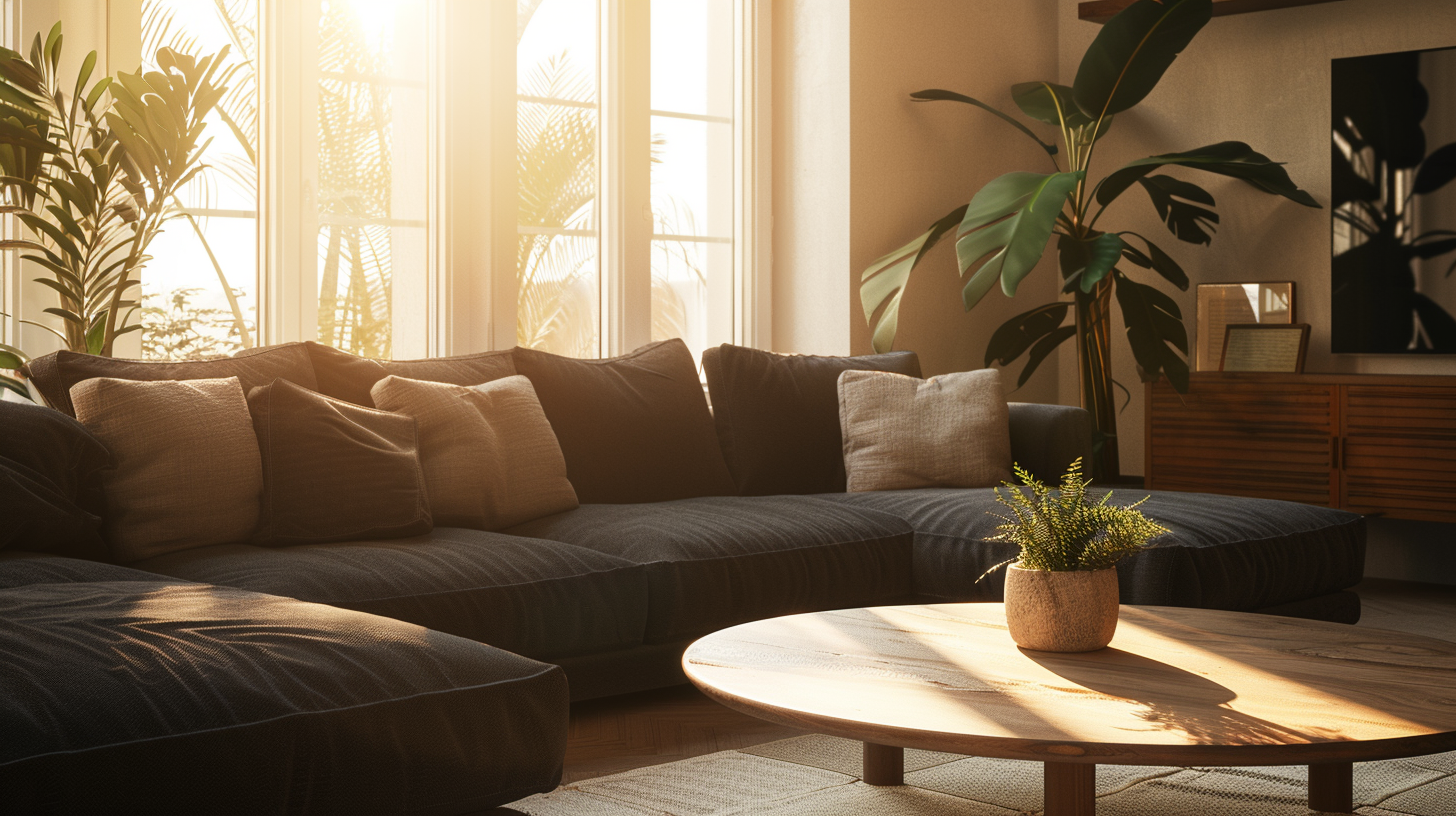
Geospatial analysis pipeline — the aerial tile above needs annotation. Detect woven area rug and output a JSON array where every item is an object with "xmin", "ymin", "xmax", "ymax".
[{"xmin": 503, "ymin": 734, "xmax": 1456, "ymax": 815}]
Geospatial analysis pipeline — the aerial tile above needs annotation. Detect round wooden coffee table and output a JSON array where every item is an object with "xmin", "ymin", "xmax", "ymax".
[{"xmin": 683, "ymin": 604, "xmax": 1456, "ymax": 815}]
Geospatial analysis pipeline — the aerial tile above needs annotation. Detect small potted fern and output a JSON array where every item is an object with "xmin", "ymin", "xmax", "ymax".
[{"xmin": 983, "ymin": 459, "xmax": 1167, "ymax": 652}]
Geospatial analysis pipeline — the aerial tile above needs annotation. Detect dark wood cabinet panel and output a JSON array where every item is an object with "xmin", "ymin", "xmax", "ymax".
[
  {"xmin": 1341, "ymin": 385, "xmax": 1456, "ymax": 523},
  {"xmin": 1146, "ymin": 374, "xmax": 1456, "ymax": 522}
]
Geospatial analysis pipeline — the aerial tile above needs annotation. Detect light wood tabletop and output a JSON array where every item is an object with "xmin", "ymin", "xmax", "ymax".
[{"xmin": 683, "ymin": 603, "xmax": 1456, "ymax": 815}]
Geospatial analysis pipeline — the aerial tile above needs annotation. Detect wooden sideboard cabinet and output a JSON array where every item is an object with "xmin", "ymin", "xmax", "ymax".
[{"xmin": 1145, "ymin": 373, "xmax": 1456, "ymax": 522}]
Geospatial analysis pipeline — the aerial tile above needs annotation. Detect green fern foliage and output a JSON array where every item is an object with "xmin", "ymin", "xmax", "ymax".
[{"xmin": 985, "ymin": 458, "xmax": 1167, "ymax": 574}]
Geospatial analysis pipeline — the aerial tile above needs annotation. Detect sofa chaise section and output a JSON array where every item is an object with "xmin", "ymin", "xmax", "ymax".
[{"xmin": 0, "ymin": 557, "xmax": 567, "ymax": 815}]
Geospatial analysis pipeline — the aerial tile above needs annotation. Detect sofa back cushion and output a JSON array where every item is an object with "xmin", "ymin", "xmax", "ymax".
[
  {"xmin": 304, "ymin": 342, "xmax": 517, "ymax": 407},
  {"xmin": 838, "ymin": 368, "xmax": 1012, "ymax": 492},
  {"xmin": 512, "ymin": 339, "xmax": 736, "ymax": 503},
  {"xmin": 26, "ymin": 343, "xmax": 318, "ymax": 417},
  {"xmin": 247, "ymin": 378, "xmax": 433, "ymax": 545},
  {"xmin": 702, "ymin": 344, "xmax": 922, "ymax": 495},
  {"xmin": 371, "ymin": 374, "xmax": 577, "ymax": 529},
  {"xmin": 71, "ymin": 376, "xmax": 262, "ymax": 562},
  {"xmin": 0, "ymin": 400, "xmax": 111, "ymax": 518}
]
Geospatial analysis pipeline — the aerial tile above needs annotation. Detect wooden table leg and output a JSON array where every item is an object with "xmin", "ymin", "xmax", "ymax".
[
  {"xmin": 1044, "ymin": 762, "xmax": 1096, "ymax": 816},
  {"xmin": 862, "ymin": 742, "xmax": 903, "ymax": 786},
  {"xmin": 1309, "ymin": 762, "xmax": 1354, "ymax": 813}
]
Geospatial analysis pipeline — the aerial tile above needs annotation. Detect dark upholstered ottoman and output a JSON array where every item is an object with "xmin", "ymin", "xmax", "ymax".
[
  {"xmin": 825, "ymin": 488, "xmax": 1366, "ymax": 623},
  {"xmin": 0, "ymin": 561, "xmax": 567, "ymax": 815}
]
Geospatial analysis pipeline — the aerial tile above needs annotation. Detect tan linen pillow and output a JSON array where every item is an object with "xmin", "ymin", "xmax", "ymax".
[
  {"xmin": 838, "ymin": 368, "xmax": 1013, "ymax": 492},
  {"xmin": 370, "ymin": 374, "xmax": 578, "ymax": 529},
  {"xmin": 70, "ymin": 376, "xmax": 263, "ymax": 562}
]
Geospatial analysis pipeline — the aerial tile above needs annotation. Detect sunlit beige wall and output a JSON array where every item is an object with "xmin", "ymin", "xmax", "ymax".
[
  {"xmin": 772, "ymin": 0, "xmax": 1063, "ymax": 407},
  {"xmin": 1055, "ymin": 0, "xmax": 1456, "ymax": 477}
]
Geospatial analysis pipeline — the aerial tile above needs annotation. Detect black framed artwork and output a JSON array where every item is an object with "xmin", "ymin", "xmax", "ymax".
[{"xmin": 1332, "ymin": 45, "xmax": 1456, "ymax": 354}]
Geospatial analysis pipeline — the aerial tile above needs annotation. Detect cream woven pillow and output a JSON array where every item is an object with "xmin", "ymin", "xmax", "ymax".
[
  {"xmin": 838, "ymin": 368, "xmax": 1013, "ymax": 492},
  {"xmin": 370, "ymin": 374, "xmax": 578, "ymax": 529},
  {"xmin": 70, "ymin": 376, "xmax": 262, "ymax": 562}
]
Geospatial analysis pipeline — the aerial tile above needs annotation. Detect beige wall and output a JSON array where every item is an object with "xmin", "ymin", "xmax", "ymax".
[
  {"xmin": 1056, "ymin": 0, "xmax": 1456, "ymax": 476},
  {"xmin": 773, "ymin": 0, "xmax": 1063, "ymax": 406}
]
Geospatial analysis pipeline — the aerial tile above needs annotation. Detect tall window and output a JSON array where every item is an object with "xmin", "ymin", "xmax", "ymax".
[
  {"xmin": 516, "ymin": 0, "xmax": 744, "ymax": 363},
  {"xmin": 135, "ymin": 0, "xmax": 431, "ymax": 361},
  {"xmin": 139, "ymin": 0, "xmax": 259, "ymax": 361},
  {"xmin": 64, "ymin": 0, "xmax": 761, "ymax": 362}
]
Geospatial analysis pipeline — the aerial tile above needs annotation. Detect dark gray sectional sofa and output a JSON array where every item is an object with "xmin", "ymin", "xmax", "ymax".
[{"xmin": 2, "ymin": 340, "xmax": 1367, "ymax": 814}]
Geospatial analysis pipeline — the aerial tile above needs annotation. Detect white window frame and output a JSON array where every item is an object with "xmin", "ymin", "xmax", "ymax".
[
  {"xmin": 495, "ymin": 0, "xmax": 771, "ymax": 359},
  {"xmin": 16, "ymin": 0, "xmax": 766, "ymax": 361}
]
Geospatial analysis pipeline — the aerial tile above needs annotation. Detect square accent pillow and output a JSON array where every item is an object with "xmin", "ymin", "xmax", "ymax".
[
  {"xmin": 70, "ymin": 376, "xmax": 263, "ymax": 562},
  {"xmin": 302, "ymin": 342, "xmax": 517, "ymax": 407},
  {"xmin": 702, "ymin": 344, "xmax": 923, "ymax": 495},
  {"xmin": 27, "ymin": 343, "xmax": 318, "ymax": 417},
  {"xmin": 247, "ymin": 378, "xmax": 432, "ymax": 545},
  {"xmin": 371, "ymin": 374, "xmax": 577, "ymax": 529},
  {"xmin": 838, "ymin": 368, "xmax": 1013, "ymax": 492},
  {"xmin": 512, "ymin": 339, "xmax": 736, "ymax": 503}
]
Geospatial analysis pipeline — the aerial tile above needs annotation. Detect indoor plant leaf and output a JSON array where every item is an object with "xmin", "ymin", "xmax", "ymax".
[
  {"xmin": 1413, "ymin": 141, "xmax": 1456, "ymax": 195},
  {"xmin": 1013, "ymin": 81, "xmax": 1113, "ymax": 141},
  {"xmin": 955, "ymin": 170, "xmax": 1083, "ymax": 309},
  {"xmin": 1072, "ymin": 0, "xmax": 1212, "ymax": 122},
  {"xmin": 1096, "ymin": 141, "xmax": 1321, "ymax": 208},
  {"xmin": 1065, "ymin": 230, "xmax": 1129, "ymax": 292},
  {"xmin": 910, "ymin": 89, "xmax": 1058, "ymax": 158},
  {"xmin": 861, "ymin": 205, "xmax": 967, "ymax": 353},
  {"xmin": 1114, "ymin": 271, "xmax": 1189, "ymax": 391},
  {"xmin": 1136, "ymin": 174, "xmax": 1219, "ymax": 245},
  {"xmin": 1119, "ymin": 232, "xmax": 1189, "ymax": 291},
  {"xmin": 984, "ymin": 301, "xmax": 1072, "ymax": 367},
  {"xmin": 1018, "ymin": 324, "xmax": 1076, "ymax": 388}
]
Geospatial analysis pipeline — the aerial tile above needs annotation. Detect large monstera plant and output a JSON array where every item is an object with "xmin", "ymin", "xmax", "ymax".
[{"xmin": 860, "ymin": 0, "xmax": 1318, "ymax": 478}]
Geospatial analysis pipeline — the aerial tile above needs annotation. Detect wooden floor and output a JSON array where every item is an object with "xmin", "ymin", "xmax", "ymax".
[{"xmin": 561, "ymin": 579, "xmax": 1456, "ymax": 784}]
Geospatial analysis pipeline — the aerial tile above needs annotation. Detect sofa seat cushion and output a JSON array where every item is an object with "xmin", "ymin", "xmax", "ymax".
[
  {"xmin": 0, "ymin": 580, "xmax": 566, "ymax": 815},
  {"xmin": 0, "ymin": 551, "xmax": 174, "ymax": 588},
  {"xmin": 507, "ymin": 496, "xmax": 914, "ymax": 643},
  {"xmin": 133, "ymin": 528, "xmax": 648, "ymax": 660},
  {"xmin": 823, "ymin": 489, "xmax": 1366, "ymax": 613}
]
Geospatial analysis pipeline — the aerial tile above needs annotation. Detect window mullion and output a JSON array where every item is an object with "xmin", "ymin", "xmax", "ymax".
[
  {"xmin": 735, "ymin": 0, "xmax": 771, "ymax": 349},
  {"xmin": 599, "ymin": 0, "xmax": 651, "ymax": 357}
]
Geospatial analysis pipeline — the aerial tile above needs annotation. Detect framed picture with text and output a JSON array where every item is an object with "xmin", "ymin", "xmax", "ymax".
[{"xmin": 1220, "ymin": 323, "xmax": 1311, "ymax": 373}]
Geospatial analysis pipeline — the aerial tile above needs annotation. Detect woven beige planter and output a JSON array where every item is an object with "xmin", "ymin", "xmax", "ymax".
[{"xmin": 1003, "ymin": 565, "xmax": 1119, "ymax": 652}]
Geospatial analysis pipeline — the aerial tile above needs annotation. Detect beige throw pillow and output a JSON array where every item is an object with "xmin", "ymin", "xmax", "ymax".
[
  {"xmin": 370, "ymin": 374, "xmax": 578, "ymax": 529},
  {"xmin": 838, "ymin": 368, "xmax": 1013, "ymax": 492},
  {"xmin": 70, "ymin": 376, "xmax": 263, "ymax": 562}
]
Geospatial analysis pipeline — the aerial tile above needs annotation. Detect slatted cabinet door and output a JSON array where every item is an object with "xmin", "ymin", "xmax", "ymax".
[
  {"xmin": 1342, "ymin": 385, "xmax": 1456, "ymax": 522},
  {"xmin": 1146, "ymin": 377, "xmax": 1338, "ymax": 506}
]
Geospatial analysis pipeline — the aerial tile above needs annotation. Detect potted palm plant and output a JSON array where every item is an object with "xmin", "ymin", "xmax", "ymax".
[
  {"xmin": 859, "ymin": 0, "xmax": 1320, "ymax": 478},
  {"xmin": 0, "ymin": 22, "xmax": 233, "ymax": 398},
  {"xmin": 982, "ymin": 459, "xmax": 1167, "ymax": 652}
]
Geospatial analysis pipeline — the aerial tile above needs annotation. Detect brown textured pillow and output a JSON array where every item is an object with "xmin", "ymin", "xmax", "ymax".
[
  {"xmin": 702, "ymin": 344, "xmax": 923, "ymax": 495},
  {"xmin": 247, "ymin": 379, "xmax": 432, "ymax": 545},
  {"xmin": 370, "ymin": 374, "xmax": 577, "ymax": 529},
  {"xmin": 27, "ymin": 343, "xmax": 317, "ymax": 417},
  {"xmin": 838, "ymin": 368, "xmax": 1013, "ymax": 493},
  {"xmin": 512, "ymin": 339, "xmax": 736, "ymax": 503},
  {"xmin": 70, "ymin": 376, "xmax": 262, "ymax": 562},
  {"xmin": 303, "ymin": 342, "xmax": 517, "ymax": 407}
]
